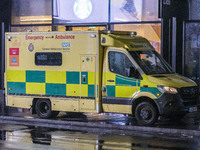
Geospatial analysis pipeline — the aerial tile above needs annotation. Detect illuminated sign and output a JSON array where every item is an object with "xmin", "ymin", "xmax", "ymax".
[
  {"xmin": 53, "ymin": 0, "xmax": 108, "ymax": 24},
  {"xmin": 53, "ymin": 0, "xmax": 159, "ymax": 24},
  {"xmin": 110, "ymin": 0, "xmax": 143, "ymax": 22},
  {"xmin": 74, "ymin": 0, "xmax": 93, "ymax": 19}
]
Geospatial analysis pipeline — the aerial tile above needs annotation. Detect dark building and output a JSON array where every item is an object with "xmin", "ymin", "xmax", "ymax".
[
  {"xmin": 0, "ymin": 0, "xmax": 199, "ymax": 91},
  {"xmin": 160, "ymin": 0, "xmax": 200, "ymax": 86}
]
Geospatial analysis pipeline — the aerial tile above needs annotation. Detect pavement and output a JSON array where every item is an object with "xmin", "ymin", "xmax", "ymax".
[{"xmin": 0, "ymin": 108, "xmax": 200, "ymax": 139}]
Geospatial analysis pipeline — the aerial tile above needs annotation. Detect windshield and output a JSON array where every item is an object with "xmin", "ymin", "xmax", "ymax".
[{"xmin": 129, "ymin": 50, "xmax": 175, "ymax": 75}]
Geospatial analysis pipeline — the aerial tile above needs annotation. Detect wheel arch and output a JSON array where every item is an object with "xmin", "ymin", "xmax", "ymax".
[
  {"xmin": 132, "ymin": 96, "xmax": 161, "ymax": 116},
  {"xmin": 32, "ymin": 98, "xmax": 51, "ymax": 114}
]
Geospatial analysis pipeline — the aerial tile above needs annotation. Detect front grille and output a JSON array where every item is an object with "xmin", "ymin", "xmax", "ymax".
[
  {"xmin": 183, "ymin": 99, "xmax": 198, "ymax": 106},
  {"xmin": 179, "ymin": 86, "xmax": 199, "ymax": 106},
  {"xmin": 179, "ymin": 86, "xmax": 199, "ymax": 99}
]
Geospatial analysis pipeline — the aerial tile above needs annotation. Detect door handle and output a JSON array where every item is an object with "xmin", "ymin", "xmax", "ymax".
[
  {"xmin": 82, "ymin": 75, "xmax": 86, "ymax": 83},
  {"xmin": 102, "ymin": 87, "xmax": 106, "ymax": 92},
  {"xmin": 107, "ymin": 79, "xmax": 115, "ymax": 82}
]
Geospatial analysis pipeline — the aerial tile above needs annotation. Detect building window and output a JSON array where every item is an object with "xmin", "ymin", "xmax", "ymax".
[
  {"xmin": 114, "ymin": 24, "xmax": 161, "ymax": 53},
  {"xmin": 110, "ymin": 0, "xmax": 160, "ymax": 22},
  {"xmin": 184, "ymin": 22, "xmax": 200, "ymax": 85},
  {"xmin": 11, "ymin": 26, "xmax": 52, "ymax": 32},
  {"xmin": 35, "ymin": 52, "xmax": 62, "ymax": 66},
  {"xmin": 11, "ymin": 0, "xmax": 52, "ymax": 25}
]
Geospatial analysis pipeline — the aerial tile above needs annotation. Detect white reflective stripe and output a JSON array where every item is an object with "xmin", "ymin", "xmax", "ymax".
[
  {"xmin": 5, "ymin": 97, "xmax": 7, "ymax": 106},
  {"xmin": 97, "ymin": 103, "xmax": 99, "ymax": 113}
]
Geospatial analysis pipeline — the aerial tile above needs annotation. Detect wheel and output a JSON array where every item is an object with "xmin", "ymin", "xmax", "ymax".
[
  {"xmin": 135, "ymin": 101, "xmax": 158, "ymax": 125},
  {"xmin": 35, "ymin": 99, "xmax": 59, "ymax": 119}
]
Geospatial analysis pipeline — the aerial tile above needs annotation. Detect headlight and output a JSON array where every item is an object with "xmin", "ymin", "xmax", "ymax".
[{"xmin": 157, "ymin": 85, "xmax": 178, "ymax": 94}]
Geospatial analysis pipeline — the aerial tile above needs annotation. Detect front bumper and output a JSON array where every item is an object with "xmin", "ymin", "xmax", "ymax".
[{"xmin": 156, "ymin": 93, "xmax": 200, "ymax": 117}]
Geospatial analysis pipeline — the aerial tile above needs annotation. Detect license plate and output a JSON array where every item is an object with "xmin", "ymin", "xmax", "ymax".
[{"xmin": 188, "ymin": 107, "xmax": 197, "ymax": 112}]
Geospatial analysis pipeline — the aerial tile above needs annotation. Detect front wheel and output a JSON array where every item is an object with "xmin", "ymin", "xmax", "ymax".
[
  {"xmin": 35, "ymin": 99, "xmax": 59, "ymax": 119},
  {"xmin": 135, "ymin": 101, "xmax": 158, "ymax": 126}
]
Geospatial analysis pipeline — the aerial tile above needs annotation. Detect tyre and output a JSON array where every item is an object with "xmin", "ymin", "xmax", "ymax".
[
  {"xmin": 135, "ymin": 101, "xmax": 158, "ymax": 125},
  {"xmin": 35, "ymin": 99, "xmax": 59, "ymax": 119}
]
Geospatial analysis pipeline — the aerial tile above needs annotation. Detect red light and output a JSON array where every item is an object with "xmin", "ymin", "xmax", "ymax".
[{"xmin": 143, "ymin": 85, "xmax": 148, "ymax": 87}]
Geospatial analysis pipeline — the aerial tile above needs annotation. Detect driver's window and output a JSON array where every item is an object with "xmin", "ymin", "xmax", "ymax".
[{"xmin": 108, "ymin": 51, "xmax": 135, "ymax": 77}]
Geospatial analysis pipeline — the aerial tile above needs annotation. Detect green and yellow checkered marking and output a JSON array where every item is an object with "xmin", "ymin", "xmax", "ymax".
[
  {"xmin": 106, "ymin": 73, "xmax": 163, "ymax": 98},
  {"xmin": 7, "ymin": 70, "xmax": 96, "ymax": 98}
]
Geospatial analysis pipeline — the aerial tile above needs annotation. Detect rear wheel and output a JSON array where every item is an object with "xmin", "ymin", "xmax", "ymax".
[
  {"xmin": 35, "ymin": 99, "xmax": 59, "ymax": 119},
  {"xmin": 135, "ymin": 101, "xmax": 158, "ymax": 125}
]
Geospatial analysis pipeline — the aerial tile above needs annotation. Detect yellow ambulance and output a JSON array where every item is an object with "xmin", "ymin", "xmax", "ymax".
[{"xmin": 5, "ymin": 31, "xmax": 199, "ymax": 125}]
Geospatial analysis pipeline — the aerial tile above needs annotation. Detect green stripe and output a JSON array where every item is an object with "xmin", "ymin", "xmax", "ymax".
[
  {"xmin": 116, "ymin": 75, "xmax": 137, "ymax": 86},
  {"xmin": 106, "ymin": 85, "xmax": 115, "ymax": 97},
  {"xmin": 97, "ymin": 85, "xmax": 99, "ymax": 97},
  {"xmin": 88, "ymin": 85, "xmax": 95, "ymax": 98},
  {"xmin": 7, "ymin": 82, "xmax": 26, "ymax": 94},
  {"xmin": 140, "ymin": 87, "xmax": 162, "ymax": 98},
  {"xmin": 26, "ymin": 71, "xmax": 45, "ymax": 83},
  {"xmin": 138, "ymin": 80, "xmax": 141, "ymax": 86},
  {"xmin": 46, "ymin": 83, "xmax": 66, "ymax": 96}
]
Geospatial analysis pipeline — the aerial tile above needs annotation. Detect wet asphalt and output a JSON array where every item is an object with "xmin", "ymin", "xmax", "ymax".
[
  {"xmin": 0, "ymin": 123, "xmax": 200, "ymax": 150},
  {"xmin": 0, "ymin": 108, "xmax": 199, "ymax": 149},
  {"xmin": 8, "ymin": 108, "xmax": 200, "ymax": 131}
]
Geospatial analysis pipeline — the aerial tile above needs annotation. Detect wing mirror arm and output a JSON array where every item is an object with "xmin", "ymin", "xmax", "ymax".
[{"xmin": 125, "ymin": 67, "xmax": 141, "ymax": 79}]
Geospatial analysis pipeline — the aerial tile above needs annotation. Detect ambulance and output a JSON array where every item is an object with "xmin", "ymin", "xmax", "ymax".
[{"xmin": 5, "ymin": 31, "xmax": 199, "ymax": 125}]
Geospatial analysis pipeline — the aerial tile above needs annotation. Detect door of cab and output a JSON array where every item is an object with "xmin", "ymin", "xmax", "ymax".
[{"xmin": 102, "ymin": 50, "xmax": 140, "ymax": 114}]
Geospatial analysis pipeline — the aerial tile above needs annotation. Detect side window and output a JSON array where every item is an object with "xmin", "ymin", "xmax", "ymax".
[
  {"xmin": 108, "ymin": 51, "xmax": 135, "ymax": 77},
  {"xmin": 35, "ymin": 52, "xmax": 62, "ymax": 66}
]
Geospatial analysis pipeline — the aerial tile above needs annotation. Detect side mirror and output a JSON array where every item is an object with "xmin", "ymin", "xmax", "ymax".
[
  {"xmin": 126, "ymin": 67, "xmax": 141, "ymax": 79},
  {"xmin": 125, "ymin": 67, "xmax": 136, "ymax": 77}
]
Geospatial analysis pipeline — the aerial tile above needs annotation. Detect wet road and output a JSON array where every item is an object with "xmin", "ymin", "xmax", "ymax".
[
  {"xmin": 0, "ymin": 123, "xmax": 200, "ymax": 150},
  {"xmin": 8, "ymin": 108, "xmax": 200, "ymax": 131}
]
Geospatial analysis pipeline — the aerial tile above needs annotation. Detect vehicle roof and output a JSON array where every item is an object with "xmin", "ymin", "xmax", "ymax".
[{"xmin": 106, "ymin": 32, "xmax": 155, "ymax": 51}]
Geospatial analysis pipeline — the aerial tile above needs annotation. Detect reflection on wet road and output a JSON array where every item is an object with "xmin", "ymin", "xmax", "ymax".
[{"xmin": 0, "ymin": 124, "xmax": 199, "ymax": 150}]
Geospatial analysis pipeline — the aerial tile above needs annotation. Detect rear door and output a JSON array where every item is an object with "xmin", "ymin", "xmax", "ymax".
[{"xmin": 80, "ymin": 55, "xmax": 96, "ymax": 111}]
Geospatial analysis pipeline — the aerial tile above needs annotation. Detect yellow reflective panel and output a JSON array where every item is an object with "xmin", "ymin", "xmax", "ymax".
[
  {"xmin": 46, "ymin": 71, "xmax": 66, "ymax": 84},
  {"xmin": 7, "ymin": 70, "xmax": 26, "ymax": 82},
  {"xmin": 26, "ymin": 83, "xmax": 45, "ymax": 95},
  {"xmin": 66, "ymin": 84, "xmax": 80, "ymax": 97}
]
